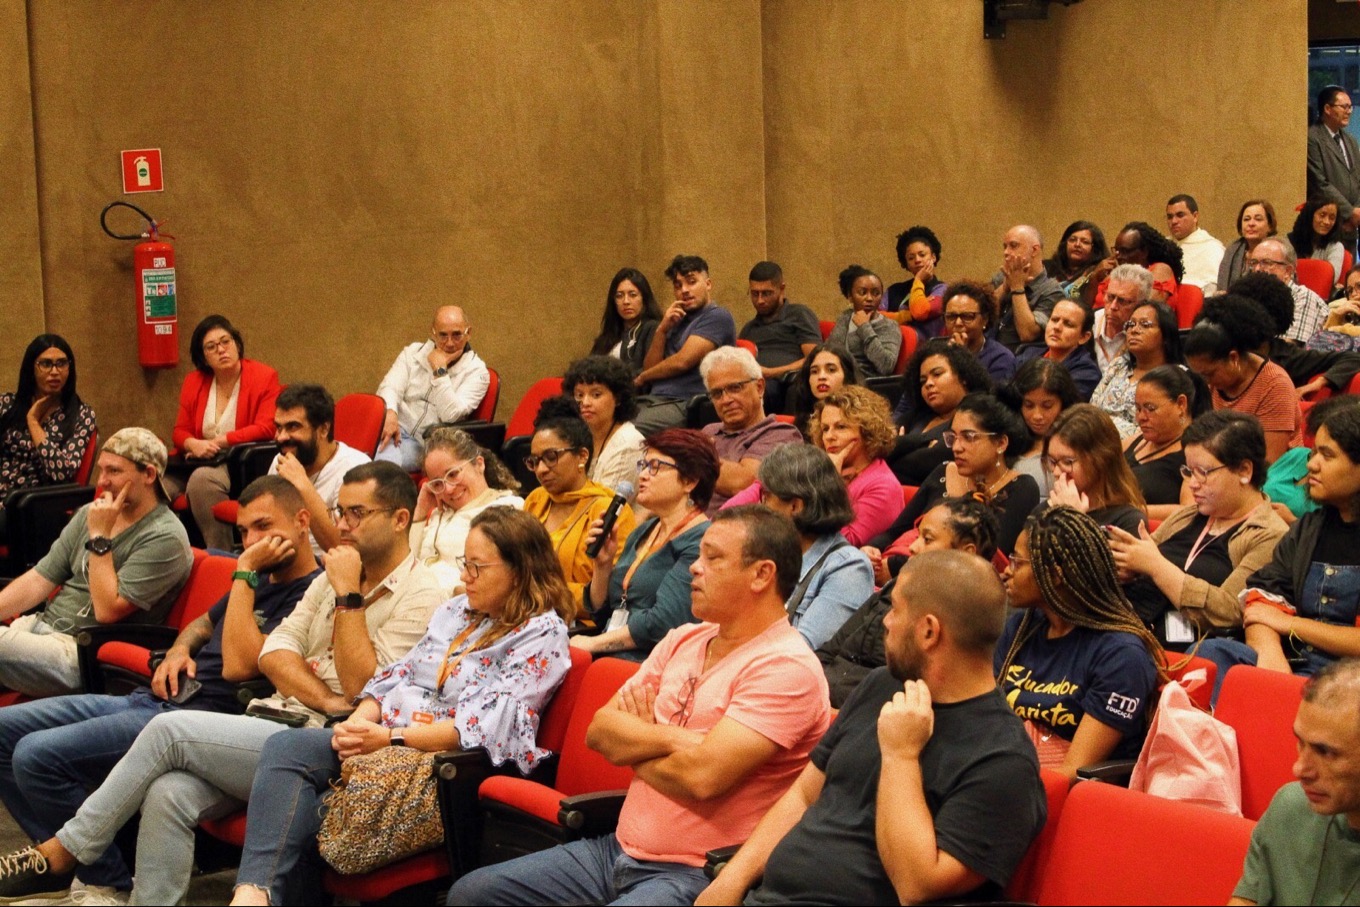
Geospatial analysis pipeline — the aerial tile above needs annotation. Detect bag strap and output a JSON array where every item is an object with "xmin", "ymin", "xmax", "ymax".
[{"xmin": 786, "ymin": 536, "xmax": 849, "ymax": 619}]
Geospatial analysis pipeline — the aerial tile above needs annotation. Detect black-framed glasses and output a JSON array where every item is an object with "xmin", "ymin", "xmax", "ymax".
[
  {"xmin": 1041, "ymin": 455, "xmax": 1079, "ymax": 472},
  {"xmin": 35, "ymin": 357, "xmax": 70, "ymax": 371},
  {"xmin": 942, "ymin": 429, "xmax": 998, "ymax": 449},
  {"xmin": 454, "ymin": 556, "xmax": 505, "ymax": 580},
  {"xmin": 524, "ymin": 447, "xmax": 579, "ymax": 471},
  {"xmin": 707, "ymin": 378, "xmax": 757, "ymax": 402},
  {"xmin": 636, "ymin": 458, "xmax": 680, "ymax": 477},
  {"xmin": 1179, "ymin": 464, "xmax": 1229, "ymax": 483},
  {"xmin": 331, "ymin": 505, "xmax": 396, "ymax": 525},
  {"xmin": 425, "ymin": 460, "xmax": 473, "ymax": 493},
  {"xmin": 1123, "ymin": 318, "xmax": 1158, "ymax": 332},
  {"xmin": 669, "ymin": 675, "xmax": 700, "ymax": 727},
  {"xmin": 1245, "ymin": 257, "xmax": 1288, "ymax": 271},
  {"xmin": 943, "ymin": 311, "xmax": 981, "ymax": 324}
]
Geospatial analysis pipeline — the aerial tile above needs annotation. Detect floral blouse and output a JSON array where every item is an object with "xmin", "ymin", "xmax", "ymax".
[
  {"xmin": 1089, "ymin": 357, "xmax": 1138, "ymax": 437},
  {"xmin": 360, "ymin": 597, "xmax": 570, "ymax": 773},
  {"xmin": 0, "ymin": 394, "xmax": 97, "ymax": 498}
]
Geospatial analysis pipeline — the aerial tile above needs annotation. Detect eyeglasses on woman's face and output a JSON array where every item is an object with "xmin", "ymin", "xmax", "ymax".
[
  {"xmin": 636, "ymin": 457, "xmax": 680, "ymax": 477},
  {"xmin": 455, "ymin": 556, "xmax": 505, "ymax": 580},
  {"xmin": 524, "ymin": 447, "xmax": 578, "ymax": 472},
  {"xmin": 1179, "ymin": 463, "xmax": 1228, "ymax": 483},
  {"xmin": 942, "ymin": 429, "xmax": 998, "ymax": 449}
]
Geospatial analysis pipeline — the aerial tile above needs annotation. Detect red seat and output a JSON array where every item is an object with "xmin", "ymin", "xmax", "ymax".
[
  {"xmin": 1344, "ymin": 249, "xmax": 1354, "ymax": 280},
  {"xmin": 73, "ymin": 431, "xmax": 98, "ymax": 485},
  {"xmin": 901, "ymin": 485, "xmax": 917, "ymax": 507},
  {"xmin": 504, "ymin": 377, "xmax": 564, "ymax": 442},
  {"xmin": 893, "ymin": 324, "xmax": 918, "ymax": 374},
  {"xmin": 334, "ymin": 392, "xmax": 387, "ymax": 457},
  {"xmin": 1031, "ymin": 780, "xmax": 1255, "ymax": 905},
  {"xmin": 466, "ymin": 368, "xmax": 500, "ymax": 424},
  {"xmin": 1175, "ymin": 283, "xmax": 1204, "ymax": 330},
  {"xmin": 1296, "ymin": 259, "xmax": 1336, "ymax": 301},
  {"xmin": 819, "ymin": 320, "xmax": 834, "ymax": 341},
  {"xmin": 1003, "ymin": 769, "xmax": 1070, "ymax": 901},
  {"xmin": 735, "ymin": 339, "xmax": 757, "ymax": 357},
  {"xmin": 1163, "ymin": 652, "xmax": 1216, "ymax": 712},
  {"xmin": 1214, "ymin": 664, "xmax": 1308, "ymax": 820}
]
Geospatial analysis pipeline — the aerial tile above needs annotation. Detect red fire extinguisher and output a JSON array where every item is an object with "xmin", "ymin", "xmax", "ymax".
[{"xmin": 101, "ymin": 201, "xmax": 179, "ymax": 368}]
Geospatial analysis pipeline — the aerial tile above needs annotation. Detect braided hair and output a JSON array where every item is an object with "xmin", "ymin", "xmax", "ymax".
[
  {"xmin": 1122, "ymin": 221, "xmax": 1185, "ymax": 283},
  {"xmin": 996, "ymin": 506, "xmax": 1169, "ymax": 687}
]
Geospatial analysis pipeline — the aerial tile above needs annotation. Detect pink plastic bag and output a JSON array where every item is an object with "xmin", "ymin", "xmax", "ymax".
[{"xmin": 1129, "ymin": 679, "xmax": 1243, "ymax": 816}]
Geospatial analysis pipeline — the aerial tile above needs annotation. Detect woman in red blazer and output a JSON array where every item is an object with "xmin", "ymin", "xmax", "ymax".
[{"xmin": 167, "ymin": 315, "xmax": 280, "ymax": 550}]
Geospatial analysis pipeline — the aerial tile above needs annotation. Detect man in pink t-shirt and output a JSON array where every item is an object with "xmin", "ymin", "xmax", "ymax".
[{"xmin": 449, "ymin": 506, "xmax": 831, "ymax": 906}]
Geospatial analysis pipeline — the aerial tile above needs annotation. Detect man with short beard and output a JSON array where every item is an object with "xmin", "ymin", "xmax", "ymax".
[
  {"xmin": 696, "ymin": 549, "xmax": 1046, "ymax": 906},
  {"xmin": 267, "ymin": 383, "xmax": 370, "ymax": 556}
]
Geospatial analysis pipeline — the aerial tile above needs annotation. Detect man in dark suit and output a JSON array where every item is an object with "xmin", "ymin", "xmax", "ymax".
[{"xmin": 1307, "ymin": 85, "xmax": 1360, "ymax": 252}]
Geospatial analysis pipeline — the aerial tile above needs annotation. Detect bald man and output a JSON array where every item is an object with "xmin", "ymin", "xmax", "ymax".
[
  {"xmin": 375, "ymin": 305, "xmax": 490, "ymax": 471},
  {"xmin": 990, "ymin": 224, "xmax": 1066, "ymax": 349}
]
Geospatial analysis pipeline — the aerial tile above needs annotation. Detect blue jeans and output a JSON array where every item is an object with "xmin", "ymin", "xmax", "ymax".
[
  {"xmin": 373, "ymin": 426, "xmax": 425, "ymax": 472},
  {"xmin": 235, "ymin": 728, "xmax": 337, "ymax": 906},
  {"xmin": 0, "ymin": 691, "xmax": 169, "ymax": 890},
  {"xmin": 447, "ymin": 834, "xmax": 710, "ymax": 906}
]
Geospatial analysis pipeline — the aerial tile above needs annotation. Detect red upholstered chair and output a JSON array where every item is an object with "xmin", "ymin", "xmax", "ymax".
[
  {"xmin": 819, "ymin": 320, "xmax": 834, "ymax": 341},
  {"xmin": 1163, "ymin": 652, "xmax": 1217, "ymax": 712},
  {"xmin": 902, "ymin": 485, "xmax": 918, "ymax": 507},
  {"xmin": 1031, "ymin": 780, "xmax": 1255, "ymax": 905},
  {"xmin": 1344, "ymin": 249, "xmax": 1354, "ymax": 279},
  {"xmin": 894, "ymin": 324, "xmax": 918, "ymax": 374},
  {"xmin": 500, "ymin": 376, "xmax": 565, "ymax": 492},
  {"xmin": 1002, "ymin": 769, "xmax": 1071, "ymax": 901},
  {"xmin": 1214, "ymin": 664, "xmax": 1308, "ymax": 821},
  {"xmin": 334, "ymin": 392, "xmax": 387, "ymax": 457},
  {"xmin": 1175, "ymin": 283, "xmax": 1204, "ymax": 330},
  {"xmin": 465, "ymin": 368, "xmax": 500, "ymax": 424},
  {"xmin": 735, "ymin": 339, "xmax": 758, "ymax": 357},
  {"xmin": 1296, "ymin": 259, "xmax": 1336, "ymax": 301}
]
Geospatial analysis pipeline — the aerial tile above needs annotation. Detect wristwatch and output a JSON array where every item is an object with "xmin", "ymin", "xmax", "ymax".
[
  {"xmin": 84, "ymin": 536, "xmax": 113, "ymax": 556},
  {"xmin": 433, "ymin": 367, "xmax": 449, "ymax": 377},
  {"xmin": 335, "ymin": 592, "xmax": 365, "ymax": 611},
  {"xmin": 231, "ymin": 570, "xmax": 260, "ymax": 589},
  {"xmin": 390, "ymin": 730, "xmax": 407, "ymax": 747}
]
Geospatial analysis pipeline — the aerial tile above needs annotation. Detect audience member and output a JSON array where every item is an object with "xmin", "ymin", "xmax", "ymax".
[
  {"xmin": 871, "ymin": 392, "xmax": 1039, "ymax": 564},
  {"xmin": 1166, "ymin": 194, "xmax": 1226, "ymax": 295},
  {"xmin": 451, "ymin": 506, "xmax": 832, "ymax": 906},
  {"xmin": 523, "ymin": 412, "xmax": 636, "ymax": 612},
  {"xmin": 375, "ymin": 305, "xmax": 490, "ymax": 471},
  {"xmin": 990, "ymin": 224, "xmax": 1065, "ymax": 347},
  {"xmin": 882, "ymin": 225, "xmax": 947, "ymax": 341},
  {"xmin": 1287, "ymin": 198, "xmax": 1347, "ymax": 285},
  {"xmin": 590, "ymin": 267, "xmax": 663, "ymax": 374},
  {"xmin": 228, "ymin": 508, "xmax": 573, "ymax": 906},
  {"xmin": 1043, "ymin": 219, "xmax": 1108, "ymax": 299},
  {"xmin": 0, "ymin": 334, "xmax": 96, "ymax": 510},
  {"xmin": 819, "ymin": 500, "xmax": 999, "ymax": 707},
  {"xmin": 1122, "ymin": 364, "xmax": 1195, "ymax": 520},
  {"xmin": 0, "ymin": 476, "xmax": 318, "ymax": 903},
  {"xmin": 805, "ymin": 387, "xmax": 902, "ymax": 545},
  {"xmin": 0, "ymin": 462, "xmax": 443, "ymax": 905},
  {"xmin": 563, "ymin": 355, "xmax": 646, "ymax": 503},
  {"xmin": 698, "ymin": 549, "xmax": 1045, "ymax": 906},
  {"xmin": 1261, "ymin": 396, "xmax": 1355, "ymax": 523},
  {"xmin": 751, "ymin": 445, "xmax": 874, "ymax": 649},
  {"xmin": 699, "ymin": 346, "xmax": 802, "ymax": 513},
  {"xmin": 166, "ymin": 315, "xmax": 280, "ymax": 551},
  {"xmin": 1306, "ymin": 85, "xmax": 1360, "ymax": 249},
  {"xmin": 826, "ymin": 264, "xmax": 901, "ymax": 379},
  {"xmin": 1230, "ymin": 658, "xmax": 1360, "ymax": 906},
  {"xmin": 633, "ymin": 255, "xmax": 737, "ymax": 434},
  {"xmin": 411, "ymin": 427, "xmax": 522, "ymax": 594},
  {"xmin": 1090, "ymin": 221, "xmax": 1184, "ymax": 307},
  {"xmin": 1218, "ymin": 199, "xmax": 1278, "ymax": 291},
  {"xmin": 0, "ymin": 427, "xmax": 191, "ymax": 697},
  {"xmin": 268, "ymin": 383, "xmax": 372, "ymax": 556},
  {"xmin": 1044, "ymin": 403, "xmax": 1147, "ymax": 533},
  {"xmin": 577, "ymin": 429, "xmax": 717, "ymax": 658},
  {"xmin": 945, "ymin": 280, "xmax": 1017, "ymax": 384},
  {"xmin": 1000, "ymin": 357, "xmax": 1081, "ymax": 502},
  {"xmin": 1231, "ymin": 271, "xmax": 1360, "ymax": 397},
  {"xmin": 737, "ymin": 260, "xmax": 821, "ymax": 412},
  {"xmin": 788, "ymin": 343, "xmax": 861, "ymax": 438},
  {"xmin": 1112, "ymin": 411, "xmax": 1287, "ymax": 648},
  {"xmin": 1309, "ymin": 266, "xmax": 1360, "ymax": 354},
  {"xmin": 1091, "ymin": 263, "xmax": 1151, "ymax": 372},
  {"xmin": 888, "ymin": 339, "xmax": 993, "ymax": 484},
  {"xmin": 1245, "ymin": 237, "xmax": 1330, "ymax": 345},
  {"xmin": 996, "ymin": 507, "xmax": 1162, "ymax": 779},
  {"xmin": 1090, "ymin": 299, "xmax": 1182, "ymax": 436},
  {"xmin": 1016, "ymin": 298, "xmax": 1100, "ymax": 399},
  {"xmin": 1185, "ymin": 295, "xmax": 1300, "ymax": 463}
]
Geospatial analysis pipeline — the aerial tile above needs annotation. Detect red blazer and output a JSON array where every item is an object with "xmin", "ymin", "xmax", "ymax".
[{"xmin": 172, "ymin": 358, "xmax": 281, "ymax": 448}]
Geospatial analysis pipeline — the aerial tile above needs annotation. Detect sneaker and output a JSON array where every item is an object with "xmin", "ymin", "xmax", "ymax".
[
  {"xmin": 12, "ymin": 887, "xmax": 128, "ymax": 907},
  {"xmin": 0, "ymin": 846, "xmax": 74, "ymax": 903}
]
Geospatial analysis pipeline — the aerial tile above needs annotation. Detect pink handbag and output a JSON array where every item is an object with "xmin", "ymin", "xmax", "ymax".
[{"xmin": 1129, "ymin": 678, "xmax": 1243, "ymax": 816}]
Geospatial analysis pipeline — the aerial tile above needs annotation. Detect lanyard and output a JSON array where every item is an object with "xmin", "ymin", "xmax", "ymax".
[
  {"xmin": 621, "ymin": 509, "xmax": 704, "ymax": 600},
  {"xmin": 435, "ymin": 620, "xmax": 483, "ymax": 689}
]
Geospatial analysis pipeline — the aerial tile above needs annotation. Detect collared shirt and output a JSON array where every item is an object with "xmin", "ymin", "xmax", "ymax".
[
  {"xmin": 376, "ymin": 341, "xmax": 491, "ymax": 433},
  {"xmin": 1092, "ymin": 309, "xmax": 1127, "ymax": 373},
  {"xmin": 701, "ymin": 415, "xmax": 803, "ymax": 513},
  {"xmin": 1288, "ymin": 281, "xmax": 1331, "ymax": 345}
]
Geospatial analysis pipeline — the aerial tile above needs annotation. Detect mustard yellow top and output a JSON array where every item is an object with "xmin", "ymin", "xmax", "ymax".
[{"xmin": 523, "ymin": 480, "xmax": 636, "ymax": 618}]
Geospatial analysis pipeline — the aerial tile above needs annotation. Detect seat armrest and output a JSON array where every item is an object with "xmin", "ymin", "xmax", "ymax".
[
  {"xmin": 434, "ymin": 746, "xmax": 509, "ymax": 878},
  {"xmin": 234, "ymin": 678, "xmax": 277, "ymax": 707},
  {"xmin": 703, "ymin": 844, "xmax": 743, "ymax": 881},
  {"xmin": 557, "ymin": 790, "xmax": 628, "ymax": 838},
  {"xmin": 1075, "ymin": 759, "xmax": 1136, "ymax": 786},
  {"xmin": 76, "ymin": 625, "xmax": 181, "ymax": 694}
]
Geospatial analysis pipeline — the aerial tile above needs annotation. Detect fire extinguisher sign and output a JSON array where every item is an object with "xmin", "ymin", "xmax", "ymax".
[
  {"xmin": 142, "ymin": 268, "xmax": 176, "ymax": 321},
  {"xmin": 121, "ymin": 149, "xmax": 163, "ymax": 193}
]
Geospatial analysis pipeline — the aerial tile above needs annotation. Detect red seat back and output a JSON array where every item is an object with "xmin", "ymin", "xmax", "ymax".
[
  {"xmin": 1344, "ymin": 249, "xmax": 1354, "ymax": 280},
  {"xmin": 1003, "ymin": 769, "xmax": 1070, "ymax": 901},
  {"xmin": 894, "ymin": 324, "xmax": 918, "ymax": 374},
  {"xmin": 1033, "ymin": 781, "xmax": 1254, "ymax": 905},
  {"xmin": 1296, "ymin": 258, "xmax": 1336, "ymax": 301},
  {"xmin": 1163, "ymin": 652, "xmax": 1217, "ymax": 712},
  {"xmin": 467, "ymin": 368, "xmax": 499, "ymax": 423},
  {"xmin": 819, "ymin": 320, "xmax": 834, "ymax": 341},
  {"xmin": 505, "ymin": 377, "xmax": 564, "ymax": 441},
  {"xmin": 161, "ymin": 551, "xmax": 237, "ymax": 631},
  {"xmin": 1214, "ymin": 664, "xmax": 1307, "ymax": 820},
  {"xmin": 74, "ymin": 432, "xmax": 98, "ymax": 485},
  {"xmin": 1175, "ymin": 283, "xmax": 1204, "ymax": 330},
  {"xmin": 334, "ymin": 393, "xmax": 387, "ymax": 457},
  {"xmin": 553, "ymin": 657, "xmax": 640, "ymax": 797},
  {"xmin": 536, "ymin": 647, "xmax": 592, "ymax": 754},
  {"xmin": 735, "ymin": 339, "xmax": 757, "ymax": 357}
]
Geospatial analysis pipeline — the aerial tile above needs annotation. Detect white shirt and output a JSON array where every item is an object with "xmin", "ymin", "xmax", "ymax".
[
  {"xmin": 1177, "ymin": 228, "xmax": 1227, "ymax": 295},
  {"xmin": 376, "ymin": 342, "xmax": 491, "ymax": 436},
  {"xmin": 269, "ymin": 441, "xmax": 371, "ymax": 556}
]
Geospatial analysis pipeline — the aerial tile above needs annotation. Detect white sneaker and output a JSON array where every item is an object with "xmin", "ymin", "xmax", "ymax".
[{"xmin": 12, "ymin": 883, "xmax": 128, "ymax": 907}]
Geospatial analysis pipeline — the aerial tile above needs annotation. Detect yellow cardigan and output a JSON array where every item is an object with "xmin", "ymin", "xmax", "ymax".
[{"xmin": 524, "ymin": 481, "xmax": 636, "ymax": 618}]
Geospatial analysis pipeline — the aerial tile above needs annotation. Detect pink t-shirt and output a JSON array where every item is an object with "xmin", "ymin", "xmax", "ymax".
[
  {"xmin": 614, "ymin": 619, "xmax": 831, "ymax": 866},
  {"xmin": 722, "ymin": 457, "xmax": 901, "ymax": 547}
]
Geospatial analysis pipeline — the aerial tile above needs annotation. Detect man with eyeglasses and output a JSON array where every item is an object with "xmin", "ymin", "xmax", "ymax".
[
  {"xmin": 375, "ymin": 305, "xmax": 490, "ymax": 472},
  {"xmin": 699, "ymin": 347, "xmax": 801, "ymax": 514},
  {"xmin": 0, "ymin": 427, "xmax": 192, "ymax": 699},
  {"xmin": 1165, "ymin": 194, "xmax": 1226, "ymax": 296},
  {"xmin": 989, "ymin": 224, "xmax": 1065, "ymax": 348},
  {"xmin": 1245, "ymin": 237, "xmax": 1329, "ymax": 346},
  {"xmin": 450, "ymin": 506, "xmax": 830, "ymax": 906},
  {"xmin": 1091, "ymin": 264, "xmax": 1152, "ymax": 372},
  {"xmin": 0, "ymin": 462, "xmax": 442, "ymax": 905},
  {"xmin": 1307, "ymin": 85, "xmax": 1360, "ymax": 251},
  {"xmin": 1228, "ymin": 273, "xmax": 1360, "ymax": 400}
]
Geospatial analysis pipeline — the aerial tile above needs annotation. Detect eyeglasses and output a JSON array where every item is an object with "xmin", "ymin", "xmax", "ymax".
[
  {"xmin": 1123, "ymin": 319, "xmax": 1158, "ymax": 332},
  {"xmin": 669, "ymin": 675, "xmax": 700, "ymax": 727},
  {"xmin": 35, "ymin": 357, "xmax": 70, "ymax": 372},
  {"xmin": 1179, "ymin": 464, "xmax": 1229, "ymax": 483},
  {"xmin": 1041, "ymin": 455, "xmax": 1079, "ymax": 472},
  {"xmin": 1133, "ymin": 401, "xmax": 1166, "ymax": 416},
  {"xmin": 942, "ymin": 429, "xmax": 998, "ymax": 448},
  {"xmin": 454, "ymin": 556, "xmax": 505, "ymax": 579},
  {"xmin": 1008, "ymin": 554, "xmax": 1032, "ymax": 569},
  {"xmin": 331, "ymin": 505, "xmax": 397, "ymax": 525},
  {"xmin": 201, "ymin": 339, "xmax": 235, "ymax": 354},
  {"xmin": 1104, "ymin": 293, "xmax": 1139, "ymax": 309},
  {"xmin": 1328, "ymin": 101, "xmax": 1354, "ymax": 111},
  {"xmin": 524, "ymin": 447, "xmax": 579, "ymax": 471},
  {"xmin": 707, "ymin": 378, "xmax": 757, "ymax": 402},
  {"xmin": 943, "ymin": 311, "xmax": 981, "ymax": 324},
  {"xmin": 636, "ymin": 457, "xmax": 680, "ymax": 477},
  {"xmin": 425, "ymin": 460, "xmax": 472, "ymax": 493},
  {"xmin": 1245, "ymin": 257, "xmax": 1288, "ymax": 271},
  {"xmin": 432, "ymin": 329, "xmax": 468, "ymax": 343}
]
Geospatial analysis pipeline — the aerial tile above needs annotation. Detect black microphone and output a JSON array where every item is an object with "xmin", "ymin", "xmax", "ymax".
[{"xmin": 585, "ymin": 481, "xmax": 634, "ymax": 558}]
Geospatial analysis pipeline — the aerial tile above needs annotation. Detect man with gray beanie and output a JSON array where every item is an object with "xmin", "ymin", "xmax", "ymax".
[{"xmin": 0, "ymin": 427, "xmax": 192, "ymax": 697}]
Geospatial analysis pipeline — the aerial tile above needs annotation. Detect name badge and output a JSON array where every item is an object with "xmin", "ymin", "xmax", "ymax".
[
  {"xmin": 411, "ymin": 711, "xmax": 435, "ymax": 725},
  {"xmin": 605, "ymin": 609, "xmax": 629, "ymax": 633},
  {"xmin": 1163, "ymin": 610, "xmax": 1195, "ymax": 645}
]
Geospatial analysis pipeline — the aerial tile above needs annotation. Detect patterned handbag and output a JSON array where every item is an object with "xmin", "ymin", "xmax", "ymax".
[{"xmin": 316, "ymin": 745, "xmax": 443, "ymax": 874}]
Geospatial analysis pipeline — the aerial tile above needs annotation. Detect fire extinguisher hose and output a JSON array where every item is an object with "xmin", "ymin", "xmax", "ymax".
[{"xmin": 100, "ymin": 201, "xmax": 172, "ymax": 241}]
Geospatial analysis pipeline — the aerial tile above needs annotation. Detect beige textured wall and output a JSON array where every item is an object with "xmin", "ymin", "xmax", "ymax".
[{"xmin": 6, "ymin": 0, "xmax": 1309, "ymax": 442}]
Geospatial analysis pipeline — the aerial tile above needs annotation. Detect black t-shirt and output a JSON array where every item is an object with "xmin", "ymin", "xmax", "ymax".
[
  {"xmin": 1125, "ymin": 513, "xmax": 1236, "ymax": 632},
  {"xmin": 738, "ymin": 302, "xmax": 822, "ymax": 370},
  {"xmin": 1125, "ymin": 446, "xmax": 1185, "ymax": 507},
  {"xmin": 749, "ymin": 668, "xmax": 1046, "ymax": 906},
  {"xmin": 1314, "ymin": 509, "xmax": 1360, "ymax": 568},
  {"xmin": 875, "ymin": 463, "xmax": 1040, "ymax": 562}
]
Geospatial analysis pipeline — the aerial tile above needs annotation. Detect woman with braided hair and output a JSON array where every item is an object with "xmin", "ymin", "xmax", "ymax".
[
  {"xmin": 1087, "ymin": 221, "xmax": 1185, "ymax": 309},
  {"xmin": 996, "ymin": 506, "xmax": 1163, "ymax": 780}
]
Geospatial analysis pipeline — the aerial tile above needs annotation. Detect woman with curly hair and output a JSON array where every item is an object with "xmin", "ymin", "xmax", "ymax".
[
  {"xmin": 827, "ymin": 264, "xmax": 901, "ymax": 378},
  {"xmin": 883, "ymin": 225, "xmax": 947, "ymax": 342},
  {"xmin": 1287, "ymin": 199, "xmax": 1346, "ymax": 287},
  {"xmin": 1087, "ymin": 222, "xmax": 1185, "ymax": 309},
  {"xmin": 943, "ymin": 280, "xmax": 1017, "ymax": 384},
  {"xmin": 1044, "ymin": 219, "xmax": 1109, "ymax": 299},
  {"xmin": 563, "ymin": 355, "xmax": 646, "ymax": 501},
  {"xmin": 887, "ymin": 338, "xmax": 994, "ymax": 484}
]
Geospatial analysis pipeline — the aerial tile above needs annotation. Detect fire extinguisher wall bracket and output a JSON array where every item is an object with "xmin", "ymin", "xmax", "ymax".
[{"xmin": 101, "ymin": 201, "xmax": 179, "ymax": 369}]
